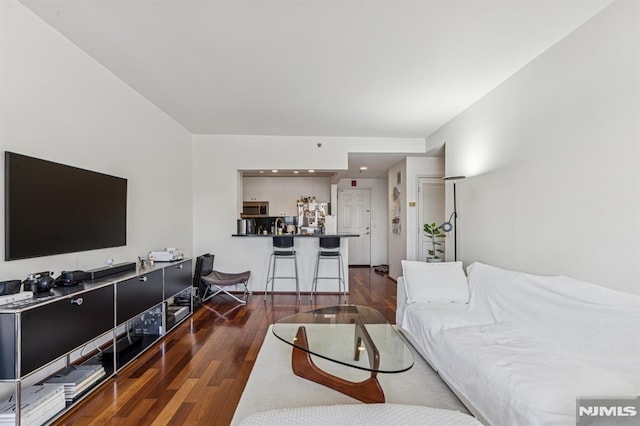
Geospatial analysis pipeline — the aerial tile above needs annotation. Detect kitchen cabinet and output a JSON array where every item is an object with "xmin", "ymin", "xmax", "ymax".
[
  {"xmin": 116, "ymin": 270, "xmax": 163, "ymax": 325},
  {"xmin": 20, "ymin": 286, "xmax": 114, "ymax": 378},
  {"xmin": 0, "ymin": 285, "xmax": 114, "ymax": 381},
  {"xmin": 163, "ymin": 260, "xmax": 193, "ymax": 333},
  {"xmin": 269, "ymin": 186, "xmax": 296, "ymax": 216},
  {"xmin": 243, "ymin": 177, "xmax": 330, "ymax": 216},
  {"xmin": 243, "ymin": 177, "xmax": 271, "ymax": 201},
  {"xmin": 164, "ymin": 260, "xmax": 192, "ymax": 299}
]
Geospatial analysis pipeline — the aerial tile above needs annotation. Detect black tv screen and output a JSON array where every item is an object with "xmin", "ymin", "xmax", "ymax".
[{"xmin": 5, "ymin": 152, "xmax": 127, "ymax": 260}]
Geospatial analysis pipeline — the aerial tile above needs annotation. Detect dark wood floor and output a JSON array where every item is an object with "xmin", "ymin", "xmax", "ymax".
[{"xmin": 55, "ymin": 267, "xmax": 397, "ymax": 425}]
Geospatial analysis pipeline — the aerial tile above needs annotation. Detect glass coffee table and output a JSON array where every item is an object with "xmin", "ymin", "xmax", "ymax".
[{"xmin": 272, "ymin": 305, "xmax": 414, "ymax": 403}]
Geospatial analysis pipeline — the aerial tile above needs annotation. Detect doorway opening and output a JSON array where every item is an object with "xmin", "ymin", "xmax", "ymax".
[{"xmin": 417, "ymin": 177, "xmax": 445, "ymax": 262}]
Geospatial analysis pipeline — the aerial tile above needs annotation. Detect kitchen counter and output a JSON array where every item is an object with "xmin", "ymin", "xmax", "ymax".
[
  {"xmin": 231, "ymin": 233, "xmax": 359, "ymax": 237},
  {"xmin": 230, "ymin": 233, "xmax": 359, "ymax": 295}
]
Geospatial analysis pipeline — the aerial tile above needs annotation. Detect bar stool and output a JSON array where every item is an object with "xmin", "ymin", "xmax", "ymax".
[
  {"xmin": 264, "ymin": 236, "xmax": 300, "ymax": 300},
  {"xmin": 310, "ymin": 236, "xmax": 346, "ymax": 301}
]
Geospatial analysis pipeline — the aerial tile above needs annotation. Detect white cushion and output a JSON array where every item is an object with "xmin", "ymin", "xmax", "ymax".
[{"xmin": 401, "ymin": 260, "xmax": 469, "ymax": 304}]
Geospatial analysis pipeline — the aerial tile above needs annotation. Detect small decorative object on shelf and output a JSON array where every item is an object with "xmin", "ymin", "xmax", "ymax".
[{"xmin": 133, "ymin": 306, "xmax": 163, "ymax": 336}]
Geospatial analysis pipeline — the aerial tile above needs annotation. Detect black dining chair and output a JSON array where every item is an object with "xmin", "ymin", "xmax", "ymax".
[{"xmin": 194, "ymin": 253, "xmax": 251, "ymax": 304}]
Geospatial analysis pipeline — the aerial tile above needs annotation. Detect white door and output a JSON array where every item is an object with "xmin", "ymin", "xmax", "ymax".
[
  {"xmin": 338, "ymin": 188, "xmax": 371, "ymax": 265},
  {"xmin": 418, "ymin": 178, "xmax": 445, "ymax": 262}
]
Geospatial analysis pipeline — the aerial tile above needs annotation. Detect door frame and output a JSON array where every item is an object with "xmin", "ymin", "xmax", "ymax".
[
  {"xmin": 416, "ymin": 175, "xmax": 445, "ymax": 262},
  {"xmin": 337, "ymin": 187, "xmax": 372, "ymax": 266}
]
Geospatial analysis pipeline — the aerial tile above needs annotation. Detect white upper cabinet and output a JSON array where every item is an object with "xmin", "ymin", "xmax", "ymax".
[
  {"xmin": 243, "ymin": 176, "xmax": 330, "ymax": 216},
  {"xmin": 244, "ymin": 177, "xmax": 271, "ymax": 201}
]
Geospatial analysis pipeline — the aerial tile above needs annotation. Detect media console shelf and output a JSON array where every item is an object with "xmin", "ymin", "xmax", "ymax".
[{"xmin": 0, "ymin": 259, "xmax": 193, "ymax": 425}]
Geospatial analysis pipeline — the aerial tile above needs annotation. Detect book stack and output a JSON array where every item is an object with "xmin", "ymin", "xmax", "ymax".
[
  {"xmin": 0, "ymin": 384, "xmax": 65, "ymax": 425},
  {"xmin": 42, "ymin": 364, "xmax": 106, "ymax": 402}
]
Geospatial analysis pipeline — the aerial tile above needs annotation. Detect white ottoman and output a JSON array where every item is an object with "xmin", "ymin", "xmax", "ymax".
[{"xmin": 239, "ymin": 404, "xmax": 482, "ymax": 426}]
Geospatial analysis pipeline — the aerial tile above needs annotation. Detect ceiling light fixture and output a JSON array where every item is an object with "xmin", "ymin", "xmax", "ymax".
[
  {"xmin": 293, "ymin": 171, "xmax": 299, "ymax": 174},
  {"xmin": 308, "ymin": 169, "xmax": 315, "ymax": 173},
  {"xmin": 359, "ymin": 166, "xmax": 368, "ymax": 170},
  {"xmin": 272, "ymin": 170, "xmax": 278, "ymax": 173}
]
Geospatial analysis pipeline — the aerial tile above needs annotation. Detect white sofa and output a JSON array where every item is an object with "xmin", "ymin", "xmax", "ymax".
[{"xmin": 397, "ymin": 261, "xmax": 640, "ymax": 426}]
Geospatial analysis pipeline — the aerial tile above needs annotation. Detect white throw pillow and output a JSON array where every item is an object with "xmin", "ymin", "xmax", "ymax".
[{"xmin": 401, "ymin": 260, "xmax": 469, "ymax": 304}]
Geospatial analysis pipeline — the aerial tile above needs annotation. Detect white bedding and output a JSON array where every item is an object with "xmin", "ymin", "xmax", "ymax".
[
  {"xmin": 399, "ymin": 262, "xmax": 640, "ymax": 426},
  {"xmin": 435, "ymin": 322, "xmax": 638, "ymax": 426},
  {"xmin": 467, "ymin": 263, "xmax": 640, "ymax": 381},
  {"xmin": 401, "ymin": 302, "xmax": 492, "ymax": 370}
]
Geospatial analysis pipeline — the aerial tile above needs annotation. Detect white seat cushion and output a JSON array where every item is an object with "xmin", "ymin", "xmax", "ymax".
[
  {"xmin": 239, "ymin": 404, "xmax": 481, "ymax": 426},
  {"xmin": 433, "ymin": 322, "xmax": 639, "ymax": 426},
  {"xmin": 401, "ymin": 260, "xmax": 469, "ymax": 304}
]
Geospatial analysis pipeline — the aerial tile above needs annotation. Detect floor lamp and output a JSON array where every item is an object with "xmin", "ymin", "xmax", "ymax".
[{"xmin": 442, "ymin": 176, "xmax": 465, "ymax": 261}]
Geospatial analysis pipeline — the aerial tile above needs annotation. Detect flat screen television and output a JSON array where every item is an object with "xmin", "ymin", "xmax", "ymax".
[{"xmin": 4, "ymin": 152, "xmax": 127, "ymax": 261}]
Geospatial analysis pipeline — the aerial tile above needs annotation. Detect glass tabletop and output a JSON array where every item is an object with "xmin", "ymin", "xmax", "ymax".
[{"xmin": 272, "ymin": 305, "xmax": 414, "ymax": 373}]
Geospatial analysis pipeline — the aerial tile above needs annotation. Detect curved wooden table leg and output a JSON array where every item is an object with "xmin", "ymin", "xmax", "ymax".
[{"xmin": 291, "ymin": 326, "xmax": 385, "ymax": 403}]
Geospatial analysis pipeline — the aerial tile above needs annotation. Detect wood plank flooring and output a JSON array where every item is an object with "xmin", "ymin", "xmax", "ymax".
[{"xmin": 54, "ymin": 267, "xmax": 397, "ymax": 425}]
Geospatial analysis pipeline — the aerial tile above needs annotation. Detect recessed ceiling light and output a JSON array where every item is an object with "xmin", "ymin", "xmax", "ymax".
[
  {"xmin": 308, "ymin": 169, "xmax": 315, "ymax": 173},
  {"xmin": 359, "ymin": 166, "xmax": 368, "ymax": 170},
  {"xmin": 293, "ymin": 171, "xmax": 299, "ymax": 174},
  {"xmin": 259, "ymin": 170, "xmax": 264, "ymax": 174},
  {"xmin": 272, "ymin": 170, "xmax": 278, "ymax": 173}
]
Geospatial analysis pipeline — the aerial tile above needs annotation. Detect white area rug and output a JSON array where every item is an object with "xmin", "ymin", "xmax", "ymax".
[{"xmin": 231, "ymin": 325, "xmax": 469, "ymax": 425}]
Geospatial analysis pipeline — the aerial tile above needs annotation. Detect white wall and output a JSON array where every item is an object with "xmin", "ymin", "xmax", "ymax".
[
  {"xmin": 0, "ymin": 1, "xmax": 192, "ymax": 280},
  {"xmin": 192, "ymin": 135, "xmax": 425, "ymax": 290},
  {"xmin": 426, "ymin": 0, "xmax": 640, "ymax": 294},
  {"xmin": 386, "ymin": 157, "xmax": 444, "ymax": 279},
  {"xmin": 387, "ymin": 159, "xmax": 407, "ymax": 279},
  {"xmin": 336, "ymin": 178, "xmax": 388, "ymax": 266}
]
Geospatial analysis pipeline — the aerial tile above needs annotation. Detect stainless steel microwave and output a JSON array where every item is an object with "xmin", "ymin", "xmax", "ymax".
[{"xmin": 242, "ymin": 201, "xmax": 269, "ymax": 218}]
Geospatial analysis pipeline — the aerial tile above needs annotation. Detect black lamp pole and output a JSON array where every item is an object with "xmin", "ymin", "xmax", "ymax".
[
  {"xmin": 452, "ymin": 180, "xmax": 458, "ymax": 261},
  {"xmin": 443, "ymin": 176, "xmax": 465, "ymax": 262}
]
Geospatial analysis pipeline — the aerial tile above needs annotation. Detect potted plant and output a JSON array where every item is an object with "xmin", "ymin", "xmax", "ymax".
[{"xmin": 424, "ymin": 222, "xmax": 446, "ymax": 262}]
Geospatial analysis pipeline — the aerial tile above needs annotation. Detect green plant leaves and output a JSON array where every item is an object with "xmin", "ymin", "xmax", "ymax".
[{"xmin": 424, "ymin": 221, "xmax": 446, "ymax": 259}]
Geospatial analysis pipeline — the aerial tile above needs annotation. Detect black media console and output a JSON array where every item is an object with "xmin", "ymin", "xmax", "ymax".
[{"xmin": 0, "ymin": 258, "xmax": 193, "ymax": 424}]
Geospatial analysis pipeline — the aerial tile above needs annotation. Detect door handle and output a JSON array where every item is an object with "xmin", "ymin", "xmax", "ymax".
[
  {"xmin": 139, "ymin": 276, "xmax": 148, "ymax": 282},
  {"xmin": 177, "ymin": 264, "xmax": 184, "ymax": 269},
  {"xmin": 70, "ymin": 297, "xmax": 84, "ymax": 306}
]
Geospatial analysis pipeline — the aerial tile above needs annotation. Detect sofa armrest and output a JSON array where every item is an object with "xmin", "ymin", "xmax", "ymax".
[{"xmin": 396, "ymin": 276, "xmax": 407, "ymax": 327}]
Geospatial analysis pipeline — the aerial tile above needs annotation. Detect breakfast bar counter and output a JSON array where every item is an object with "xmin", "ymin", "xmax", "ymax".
[
  {"xmin": 231, "ymin": 233, "xmax": 359, "ymax": 295},
  {"xmin": 231, "ymin": 233, "xmax": 359, "ymax": 238}
]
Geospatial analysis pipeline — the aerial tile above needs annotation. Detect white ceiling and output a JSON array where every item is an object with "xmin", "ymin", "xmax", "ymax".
[
  {"xmin": 241, "ymin": 151, "xmax": 419, "ymax": 180},
  {"xmin": 20, "ymin": 0, "xmax": 613, "ymax": 140}
]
